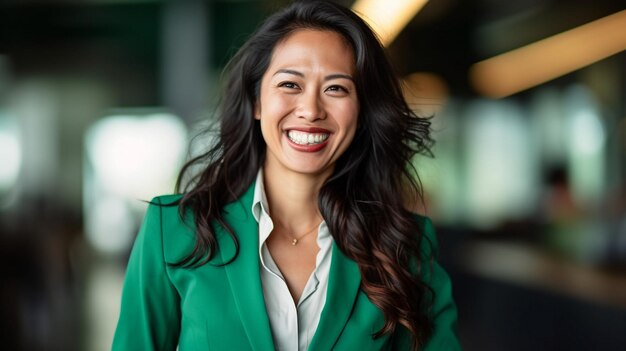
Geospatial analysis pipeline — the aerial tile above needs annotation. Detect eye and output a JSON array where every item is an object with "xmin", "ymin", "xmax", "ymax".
[
  {"xmin": 277, "ymin": 81, "xmax": 300, "ymax": 90},
  {"xmin": 325, "ymin": 85, "xmax": 349, "ymax": 95}
]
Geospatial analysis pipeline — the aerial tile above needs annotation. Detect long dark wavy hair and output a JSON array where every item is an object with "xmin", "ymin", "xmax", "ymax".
[{"xmin": 175, "ymin": 0, "xmax": 435, "ymax": 349}]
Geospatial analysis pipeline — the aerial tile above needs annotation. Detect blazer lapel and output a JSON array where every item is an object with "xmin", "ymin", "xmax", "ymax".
[
  {"xmin": 219, "ymin": 182, "xmax": 275, "ymax": 351},
  {"xmin": 309, "ymin": 243, "xmax": 361, "ymax": 350}
]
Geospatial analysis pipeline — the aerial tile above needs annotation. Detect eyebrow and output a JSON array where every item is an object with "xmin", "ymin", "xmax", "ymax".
[{"xmin": 273, "ymin": 69, "xmax": 354, "ymax": 82}]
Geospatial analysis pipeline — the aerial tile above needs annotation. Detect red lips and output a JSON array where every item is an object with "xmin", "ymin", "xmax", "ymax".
[{"xmin": 284, "ymin": 127, "xmax": 331, "ymax": 152}]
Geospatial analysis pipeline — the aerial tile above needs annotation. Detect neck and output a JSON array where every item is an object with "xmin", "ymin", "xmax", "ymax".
[{"xmin": 262, "ymin": 165, "xmax": 328, "ymax": 233}]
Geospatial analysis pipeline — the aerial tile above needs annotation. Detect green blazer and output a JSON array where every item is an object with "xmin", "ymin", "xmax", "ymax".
[{"xmin": 112, "ymin": 183, "xmax": 461, "ymax": 350}]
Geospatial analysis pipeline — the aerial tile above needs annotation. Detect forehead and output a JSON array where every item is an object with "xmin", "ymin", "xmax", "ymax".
[{"xmin": 267, "ymin": 29, "xmax": 355, "ymax": 71}]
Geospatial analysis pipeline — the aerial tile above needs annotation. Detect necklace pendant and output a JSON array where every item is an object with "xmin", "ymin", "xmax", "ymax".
[{"xmin": 291, "ymin": 239, "xmax": 298, "ymax": 246}]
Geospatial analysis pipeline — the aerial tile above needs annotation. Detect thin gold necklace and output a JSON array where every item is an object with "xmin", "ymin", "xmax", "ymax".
[{"xmin": 286, "ymin": 222, "xmax": 320, "ymax": 246}]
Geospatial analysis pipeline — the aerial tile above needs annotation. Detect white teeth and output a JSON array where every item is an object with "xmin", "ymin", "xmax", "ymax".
[{"xmin": 287, "ymin": 130, "xmax": 329, "ymax": 145}]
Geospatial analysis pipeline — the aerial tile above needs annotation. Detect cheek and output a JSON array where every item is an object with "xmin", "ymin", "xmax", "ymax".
[
  {"xmin": 259, "ymin": 118, "xmax": 278, "ymax": 142},
  {"xmin": 333, "ymin": 107, "xmax": 359, "ymax": 155},
  {"xmin": 259, "ymin": 93, "xmax": 294, "ymax": 119},
  {"xmin": 258, "ymin": 106, "xmax": 286, "ymax": 145},
  {"xmin": 338, "ymin": 104, "xmax": 359, "ymax": 135},
  {"xmin": 346, "ymin": 124, "xmax": 358, "ymax": 146}
]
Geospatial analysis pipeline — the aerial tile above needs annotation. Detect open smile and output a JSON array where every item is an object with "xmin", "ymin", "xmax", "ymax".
[
  {"xmin": 284, "ymin": 128, "xmax": 332, "ymax": 152},
  {"xmin": 287, "ymin": 130, "xmax": 330, "ymax": 145}
]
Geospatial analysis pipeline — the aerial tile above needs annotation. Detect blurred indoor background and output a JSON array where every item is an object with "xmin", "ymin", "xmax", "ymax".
[{"xmin": 0, "ymin": 0, "xmax": 625, "ymax": 350}]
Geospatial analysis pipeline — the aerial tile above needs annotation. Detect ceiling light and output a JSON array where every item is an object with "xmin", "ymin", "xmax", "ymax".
[
  {"xmin": 470, "ymin": 10, "xmax": 626, "ymax": 98},
  {"xmin": 352, "ymin": 0, "xmax": 429, "ymax": 46}
]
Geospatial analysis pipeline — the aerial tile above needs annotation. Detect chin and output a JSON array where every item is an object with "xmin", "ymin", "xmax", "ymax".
[{"xmin": 284, "ymin": 160, "xmax": 335, "ymax": 177}]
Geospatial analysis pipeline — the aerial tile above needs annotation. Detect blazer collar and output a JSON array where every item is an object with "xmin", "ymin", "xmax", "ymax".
[{"xmin": 219, "ymin": 180, "xmax": 362, "ymax": 351}]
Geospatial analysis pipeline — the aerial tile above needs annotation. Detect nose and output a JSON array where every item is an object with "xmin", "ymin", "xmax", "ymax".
[{"xmin": 296, "ymin": 90, "xmax": 326, "ymax": 122}]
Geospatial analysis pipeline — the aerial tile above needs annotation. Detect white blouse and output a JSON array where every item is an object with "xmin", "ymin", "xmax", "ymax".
[{"xmin": 252, "ymin": 170, "xmax": 333, "ymax": 351}]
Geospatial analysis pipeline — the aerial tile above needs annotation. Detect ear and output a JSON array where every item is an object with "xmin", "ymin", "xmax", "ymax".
[{"xmin": 254, "ymin": 102, "xmax": 261, "ymax": 120}]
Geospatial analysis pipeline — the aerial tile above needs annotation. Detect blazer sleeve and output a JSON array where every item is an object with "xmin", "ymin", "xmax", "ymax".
[
  {"xmin": 111, "ymin": 198, "xmax": 181, "ymax": 350},
  {"xmin": 421, "ymin": 217, "xmax": 462, "ymax": 350}
]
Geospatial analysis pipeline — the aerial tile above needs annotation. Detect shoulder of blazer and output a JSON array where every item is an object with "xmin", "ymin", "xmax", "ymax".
[
  {"xmin": 148, "ymin": 183, "xmax": 256, "ymax": 266},
  {"xmin": 143, "ymin": 194, "xmax": 196, "ymax": 265}
]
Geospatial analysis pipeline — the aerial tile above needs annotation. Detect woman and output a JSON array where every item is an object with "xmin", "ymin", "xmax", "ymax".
[{"xmin": 112, "ymin": 1, "xmax": 460, "ymax": 350}]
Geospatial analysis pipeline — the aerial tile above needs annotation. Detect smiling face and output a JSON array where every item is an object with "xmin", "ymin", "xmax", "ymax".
[{"xmin": 255, "ymin": 29, "xmax": 359, "ymax": 180}]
